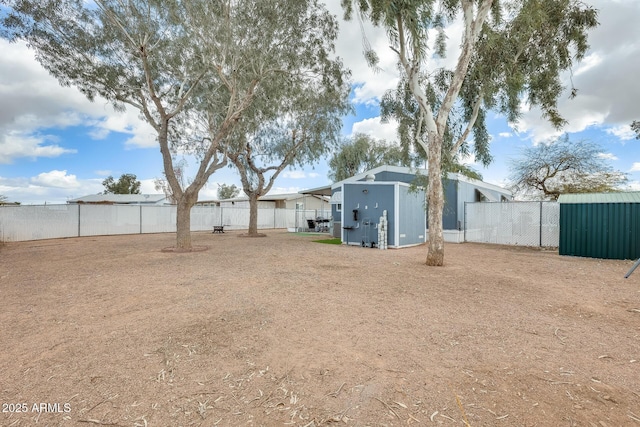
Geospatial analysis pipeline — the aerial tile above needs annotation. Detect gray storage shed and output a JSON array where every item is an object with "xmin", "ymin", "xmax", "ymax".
[
  {"xmin": 325, "ymin": 165, "xmax": 511, "ymax": 247},
  {"xmin": 340, "ymin": 180, "xmax": 426, "ymax": 248},
  {"xmin": 558, "ymin": 192, "xmax": 640, "ymax": 260}
]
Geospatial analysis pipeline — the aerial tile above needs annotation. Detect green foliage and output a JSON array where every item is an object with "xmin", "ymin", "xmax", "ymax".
[
  {"xmin": 467, "ymin": 0, "xmax": 599, "ymax": 129},
  {"xmin": 328, "ymin": 133, "xmax": 411, "ymax": 182},
  {"xmin": 102, "ymin": 174, "xmax": 141, "ymax": 195},
  {"xmin": 217, "ymin": 184, "xmax": 240, "ymax": 200},
  {"xmin": 632, "ymin": 120, "xmax": 640, "ymax": 139},
  {"xmin": 508, "ymin": 136, "xmax": 628, "ymax": 201}
]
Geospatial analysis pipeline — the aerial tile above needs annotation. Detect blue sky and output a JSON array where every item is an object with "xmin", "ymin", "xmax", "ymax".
[{"xmin": 1, "ymin": 0, "xmax": 639, "ymax": 205}]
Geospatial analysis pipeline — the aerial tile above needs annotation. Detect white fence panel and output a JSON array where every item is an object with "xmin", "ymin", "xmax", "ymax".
[
  {"xmin": 0, "ymin": 204, "xmax": 324, "ymax": 242},
  {"xmin": 80, "ymin": 204, "xmax": 140, "ymax": 236},
  {"xmin": 540, "ymin": 203, "xmax": 560, "ymax": 247},
  {"xmin": 257, "ymin": 208, "xmax": 277, "ymax": 229},
  {"xmin": 141, "ymin": 205, "xmax": 176, "ymax": 233},
  {"xmin": 277, "ymin": 209, "xmax": 293, "ymax": 229},
  {"xmin": 220, "ymin": 207, "xmax": 250, "ymax": 230},
  {"xmin": 464, "ymin": 201, "xmax": 559, "ymax": 247},
  {"xmin": 190, "ymin": 206, "xmax": 218, "ymax": 231},
  {"xmin": 0, "ymin": 205, "xmax": 79, "ymax": 241}
]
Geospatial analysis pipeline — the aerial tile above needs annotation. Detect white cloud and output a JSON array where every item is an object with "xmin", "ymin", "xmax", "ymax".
[
  {"xmin": 498, "ymin": 132, "xmax": 513, "ymax": 138},
  {"xmin": 268, "ymin": 186, "xmax": 303, "ymax": 195},
  {"xmin": 605, "ymin": 125, "xmax": 637, "ymax": 141},
  {"xmin": 0, "ymin": 39, "xmax": 157, "ymax": 163},
  {"xmin": 0, "ymin": 172, "xmax": 104, "ymax": 204},
  {"xmin": 574, "ymin": 53, "xmax": 603, "ymax": 76},
  {"xmin": 630, "ymin": 163, "xmax": 640, "ymax": 172},
  {"xmin": 502, "ymin": 1, "xmax": 640, "ymax": 142},
  {"xmin": 0, "ymin": 133, "xmax": 76, "ymax": 164},
  {"xmin": 30, "ymin": 170, "xmax": 81, "ymax": 188},
  {"xmin": 514, "ymin": 97, "xmax": 609, "ymax": 143},
  {"xmin": 625, "ymin": 180, "xmax": 640, "ymax": 191},
  {"xmin": 90, "ymin": 110, "xmax": 157, "ymax": 148},
  {"xmin": 282, "ymin": 170, "xmax": 308, "ymax": 179},
  {"xmin": 350, "ymin": 117, "xmax": 399, "ymax": 143},
  {"xmin": 329, "ymin": 6, "xmax": 400, "ymax": 105},
  {"xmin": 139, "ymin": 178, "xmax": 162, "ymax": 194},
  {"xmin": 459, "ymin": 152, "xmax": 477, "ymax": 166},
  {"xmin": 598, "ymin": 153, "xmax": 618, "ymax": 161}
]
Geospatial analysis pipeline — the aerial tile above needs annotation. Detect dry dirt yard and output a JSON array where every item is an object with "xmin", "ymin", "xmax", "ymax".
[{"xmin": 1, "ymin": 230, "xmax": 639, "ymax": 427}]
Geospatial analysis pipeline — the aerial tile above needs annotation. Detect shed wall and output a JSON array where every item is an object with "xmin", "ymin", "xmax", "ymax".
[
  {"xmin": 398, "ymin": 185, "xmax": 426, "ymax": 246},
  {"xmin": 342, "ymin": 183, "xmax": 396, "ymax": 246},
  {"xmin": 559, "ymin": 202, "xmax": 640, "ymax": 260},
  {"xmin": 443, "ymin": 180, "xmax": 458, "ymax": 230}
]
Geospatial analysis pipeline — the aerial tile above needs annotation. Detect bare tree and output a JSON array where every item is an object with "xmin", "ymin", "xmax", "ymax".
[{"xmin": 509, "ymin": 136, "xmax": 627, "ymax": 200}]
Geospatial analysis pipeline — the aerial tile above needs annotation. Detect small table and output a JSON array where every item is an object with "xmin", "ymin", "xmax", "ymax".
[{"xmin": 213, "ymin": 226, "xmax": 225, "ymax": 233}]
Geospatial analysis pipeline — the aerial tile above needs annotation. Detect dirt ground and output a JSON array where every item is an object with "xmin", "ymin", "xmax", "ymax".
[{"xmin": 1, "ymin": 230, "xmax": 639, "ymax": 427}]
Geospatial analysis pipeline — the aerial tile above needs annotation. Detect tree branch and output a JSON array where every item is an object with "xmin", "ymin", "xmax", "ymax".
[{"xmin": 451, "ymin": 88, "xmax": 484, "ymax": 155}]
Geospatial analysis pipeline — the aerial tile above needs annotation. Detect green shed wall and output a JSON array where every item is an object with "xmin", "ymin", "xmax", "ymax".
[{"xmin": 559, "ymin": 202, "xmax": 640, "ymax": 260}]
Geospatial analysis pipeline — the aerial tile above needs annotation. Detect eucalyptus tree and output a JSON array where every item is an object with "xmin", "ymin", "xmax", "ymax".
[
  {"xmin": 227, "ymin": 56, "xmax": 351, "ymax": 236},
  {"xmin": 1, "ymin": 0, "xmax": 346, "ymax": 250},
  {"xmin": 102, "ymin": 174, "xmax": 142, "ymax": 195},
  {"xmin": 342, "ymin": 0, "xmax": 598, "ymax": 265},
  {"xmin": 632, "ymin": 121, "xmax": 640, "ymax": 139},
  {"xmin": 217, "ymin": 184, "xmax": 239, "ymax": 200},
  {"xmin": 328, "ymin": 133, "xmax": 412, "ymax": 182}
]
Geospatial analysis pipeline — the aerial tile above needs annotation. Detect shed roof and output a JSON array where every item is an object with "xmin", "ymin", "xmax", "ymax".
[{"xmin": 558, "ymin": 192, "xmax": 640, "ymax": 204}]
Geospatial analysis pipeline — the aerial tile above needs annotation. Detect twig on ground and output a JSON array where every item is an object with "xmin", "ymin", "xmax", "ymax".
[
  {"xmin": 554, "ymin": 328, "xmax": 566, "ymax": 345},
  {"xmin": 327, "ymin": 382, "xmax": 345, "ymax": 398},
  {"xmin": 534, "ymin": 375, "xmax": 573, "ymax": 385},
  {"xmin": 374, "ymin": 397, "xmax": 400, "ymax": 419}
]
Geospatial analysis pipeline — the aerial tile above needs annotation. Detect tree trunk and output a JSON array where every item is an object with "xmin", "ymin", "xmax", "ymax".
[
  {"xmin": 175, "ymin": 195, "xmax": 195, "ymax": 250},
  {"xmin": 426, "ymin": 133, "xmax": 445, "ymax": 266},
  {"xmin": 247, "ymin": 193, "xmax": 259, "ymax": 236}
]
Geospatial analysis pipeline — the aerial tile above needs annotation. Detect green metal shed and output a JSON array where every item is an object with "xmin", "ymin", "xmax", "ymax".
[{"xmin": 558, "ymin": 192, "xmax": 640, "ymax": 260}]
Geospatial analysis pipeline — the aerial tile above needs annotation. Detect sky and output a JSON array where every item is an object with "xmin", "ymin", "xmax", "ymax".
[{"xmin": 0, "ymin": 0, "xmax": 639, "ymax": 205}]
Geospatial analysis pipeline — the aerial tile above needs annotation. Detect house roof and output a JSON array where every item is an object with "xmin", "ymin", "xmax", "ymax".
[
  {"xmin": 68, "ymin": 194, "xmax": 167, "ymax": 204},
  {"xmin": 558, "ymin": 192, "xmax": 640, "ymax": 204},
  {"xmin": 299, "ymin": 184, "xmax": 332, "ymax": 196}
]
